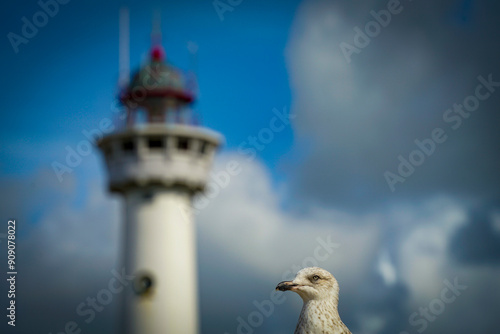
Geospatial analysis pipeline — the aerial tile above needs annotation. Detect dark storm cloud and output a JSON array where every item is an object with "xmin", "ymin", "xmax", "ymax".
[
  {"xmin": 287, "ymin": 0, "xmax": 500, "ymax": 210},
  {"xmin": 449, "ymin": 204, "xmax": 500, "ymax": 265},
  {"xmin": 0, "ymin": 169, "xmax": 122, "ymax": 334}
]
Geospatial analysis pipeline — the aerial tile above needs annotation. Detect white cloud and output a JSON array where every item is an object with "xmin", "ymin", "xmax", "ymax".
[
  {"xmin": 377, "ymin": 250, "xmax": 397, "ymax": 286},
  {"xmin": 198, "ymin": 153, "xmax": 383, "ymax": 290},
  {"xmin": 22, "ymin": 173, "xmax": 121, "ymax": 285},
  {"xmin": 395, "ymin": 198, "xmax": 467, "ymax": 304},
  {"xmin": 286, "ymin": 0, "xmax": 434, "ymax": 144},
  {"xmin": 284, "ymin": 0, "xmax": 500, "ymax": 208}
]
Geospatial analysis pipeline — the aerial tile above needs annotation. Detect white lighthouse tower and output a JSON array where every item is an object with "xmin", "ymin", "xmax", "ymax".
[{"xmin": 98, "ymin": 42, "xmax": 221, "ymax": 334}]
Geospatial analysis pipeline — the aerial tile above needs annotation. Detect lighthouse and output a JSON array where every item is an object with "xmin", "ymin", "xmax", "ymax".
[{"xmin": 97, "ymin": 42, "xmax": 221, "ymax": 334}]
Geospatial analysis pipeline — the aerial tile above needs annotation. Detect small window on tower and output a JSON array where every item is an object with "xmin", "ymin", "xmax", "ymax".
[
  {"xmin": 177, "ymin": 137, "xmax": 190, "ymax": 151},
  {"xmin": 104, "ymin": 146, "xmax": 113, "ymax": 158},
  {"xmin": 122, "ymin": 140, "xmax": 135, "ymax": 153},
  {"xmin": 148, "ymin": 137, "xmax": 164, "ymax": 150},
  {"xmin": 199, "ymin": 141, "xmax": 207, "ymax": 155}
]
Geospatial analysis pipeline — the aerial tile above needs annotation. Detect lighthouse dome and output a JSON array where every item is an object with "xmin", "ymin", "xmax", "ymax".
[{"xmin": 122, "ymin": 45, "xmax": 194, "ymax": 104}]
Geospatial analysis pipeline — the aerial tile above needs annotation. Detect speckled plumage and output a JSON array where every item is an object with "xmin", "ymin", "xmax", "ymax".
[{"xmin": 276, "ymin": 267, "xmax": 351, "ymax": 334}]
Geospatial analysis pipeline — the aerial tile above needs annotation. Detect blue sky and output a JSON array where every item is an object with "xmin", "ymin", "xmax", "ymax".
[
  {"xmin": 1, "ymin": 1, "xmax": 500, "ymax": 334},
  {"xmin": 0, "ymin": 0, "xmax": 297, "ymax": 177}
]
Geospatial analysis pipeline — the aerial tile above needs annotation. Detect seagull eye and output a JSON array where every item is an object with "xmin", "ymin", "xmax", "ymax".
[{"xmin": 312, "ymin": 275, "xmax": 320, "ymax": 281}]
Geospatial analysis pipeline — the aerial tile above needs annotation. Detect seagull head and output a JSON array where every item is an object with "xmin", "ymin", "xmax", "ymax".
[{"xmin": 275, "ymin": 267, "xmax": 339, "ymax": 302}]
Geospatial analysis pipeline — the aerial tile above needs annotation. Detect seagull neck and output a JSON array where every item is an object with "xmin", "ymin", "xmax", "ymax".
[
  {"xmin": 302, "ymin": 297, "xmax": 340, "ymax": 313},
  {"xmin": 302, "ymin": 290, "xmax": 340, "ymax": 308}
]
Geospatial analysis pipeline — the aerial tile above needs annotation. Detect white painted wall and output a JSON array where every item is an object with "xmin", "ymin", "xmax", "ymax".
[{"xmin": 122, "ymin": 187, "xmax": 199, "ymax": 334}]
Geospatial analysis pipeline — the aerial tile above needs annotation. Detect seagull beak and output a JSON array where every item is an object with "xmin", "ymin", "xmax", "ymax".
[{"xmin": 276, "ymin": 281, "xmax": 299, "ymax": 291}]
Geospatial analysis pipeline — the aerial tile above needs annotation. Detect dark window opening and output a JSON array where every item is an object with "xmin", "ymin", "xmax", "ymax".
[
  {"xmin": 199, "ymin": 141, "xmax": 207, "ymax": 154},
  {"xmin": 133, "ymin": 273, "xmax": 154, "ymax": 296},
  {"xmin": 122, "ymin": 140, "xmax": 135, "ymax": 153},
  {"xmin": 148, "ymin": 137, "xmax": 164, "ymax": 150},
  {"xmin": 142, "ymin": 191, "xmax": 154, "ymax": 201},
  {"xmin": 177, "ymin": 137, "xmax": 190, "ymax": 151},
  {"xmin": 104, "ymin": 146, "xmax": 113, "ymax": 157}
]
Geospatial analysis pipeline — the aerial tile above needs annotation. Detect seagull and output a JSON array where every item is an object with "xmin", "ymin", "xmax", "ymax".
[{"xmin": 276, "ymin": 267, "xmax": 351, "ymax": 334}]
